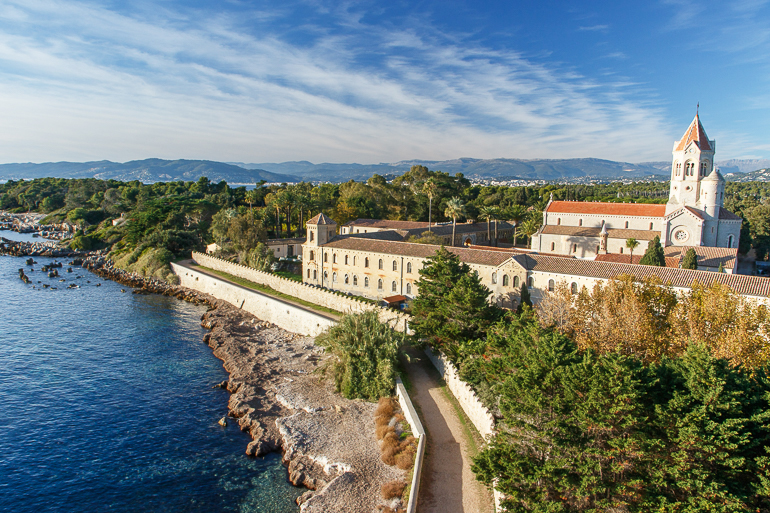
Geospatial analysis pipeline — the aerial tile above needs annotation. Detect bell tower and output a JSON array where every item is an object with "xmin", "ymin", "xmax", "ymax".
[{"xmin": 666, "ymin": 112, "xmax": 715, "ymax": 215}]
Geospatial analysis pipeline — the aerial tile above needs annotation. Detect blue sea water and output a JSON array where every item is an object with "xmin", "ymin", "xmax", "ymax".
[{"xmin": 0, "ymin": 231, "xmax": 301, "ymax": 512}]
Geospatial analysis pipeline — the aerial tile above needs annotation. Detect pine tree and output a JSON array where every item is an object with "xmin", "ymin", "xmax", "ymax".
[
  {"xmin": 411, "ymin": 246, "xmax": 498, "ymax": 360},
  {"xmin": 639, "ymin": 235, "xmax": 666, "ymax": 266},
  {"xmin": 517, "ymin": 282, "xmax": 532, "ymax": 313},
  {"xmin": 682, "ymin": 248, "xmax": 698, "ymax": 270}
]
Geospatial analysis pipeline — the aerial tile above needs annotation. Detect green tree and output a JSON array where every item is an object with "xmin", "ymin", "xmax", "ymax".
[
  {"xmin": 444, "ymin": 197, "xmax": 467, "ymax": 247},
  {"xmin": 423, "ymin": 178, "xmax": 437, "ymax": 232},
  {"xmin": 316, "ymin": 310, "xmax": 405, "ymax": 401},
  {"xmin": 244, "ymin": 242, "xmax": 276, "ymax": 272},
  {"xmin": 682, "ymin": 248, "xmax": 698, "ymax": 270},
  {"xmin": 478, "ymin": 205, "xmax": 495, "ymax": 246},
  {"xmin": 407, "ymin": 231, "xmax": 444, "ymax": 245},
  {"xmin": 626, "ymin": 237, "xmax": 640, "ymax": 263},
  {"xmin": 639, "ymin": 235, "xmax": 665, "ymax": 266},
  {"xmin": 518, "ymin": 282, "xmax": 532, "ymax": 312},
  {"xmin": 411, "ymin": 247, "xmax": 498, "ymax": 361}
]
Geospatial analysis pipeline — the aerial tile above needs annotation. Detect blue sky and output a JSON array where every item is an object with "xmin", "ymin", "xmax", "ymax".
[{"xmin": 0, "ymin": 0, "xmax": 768, "ymax": 164}]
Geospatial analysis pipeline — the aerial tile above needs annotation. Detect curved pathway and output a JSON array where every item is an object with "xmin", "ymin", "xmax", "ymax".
[{"xmin": 403, "ymin": 347, "xmax": 494, "ymax": 513}]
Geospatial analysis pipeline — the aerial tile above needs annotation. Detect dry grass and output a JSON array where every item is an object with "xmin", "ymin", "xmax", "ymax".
[
  {"xmin": 376, "ymin": 424, "xmax": 394, "ymax": 440},
  {"xmin": 377, "ymin": 506, "xmax": 405, "ymax": 513},
  {"xmin": 375, "ymin": 397, "xmax": 396, "ymax": 419},
  {"xmin": 381, "ymin": 480, "xmax": 407, "ymax": 500},
  {"xmin": 376, "ymin": 396, "xmax": 418, "ymax": 470}
]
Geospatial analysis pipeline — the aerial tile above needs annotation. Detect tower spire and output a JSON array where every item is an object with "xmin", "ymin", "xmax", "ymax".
[{"xmin": 696, "ymin": 102, "xmax": 699, "ymax": 116}]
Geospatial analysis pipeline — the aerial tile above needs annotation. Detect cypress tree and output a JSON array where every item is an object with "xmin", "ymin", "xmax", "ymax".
[
  {"xmin": 517, "ymin": 282, "xmax": 532, "ymax": 313},
  {"xmin": 639, "ymin": 235, "xmax": 666, "ymax": 266},
  {"xmin": 681, "ymin": 248, "xmax": 698, "ymax": 270}
]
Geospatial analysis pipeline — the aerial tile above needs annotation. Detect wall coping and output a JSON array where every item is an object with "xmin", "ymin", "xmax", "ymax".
[{"xmin": 395, "ymin": 377, "xmax": 425, "ymax": 513}]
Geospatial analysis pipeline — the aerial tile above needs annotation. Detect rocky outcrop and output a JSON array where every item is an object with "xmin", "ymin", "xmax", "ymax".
[
  {"xmin": 0, "ymin": 238, "xmax": 87, "ymax": 258},
  {"xmin": 0, "ymin": 211, "xmax": 72, "ymax": 239}
]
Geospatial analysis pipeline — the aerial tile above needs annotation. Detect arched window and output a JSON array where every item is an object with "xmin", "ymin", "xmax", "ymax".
[
  {"xmin": 491, "ymin": 272, "xmax": 497, "ymax": 284},
  {"xmin": 620, "ymin": 247, "xmax": 624, "ymax": 254},
  {"xmin": 579, "ymin": 219, "xmax": 583, "ymax": 226},
  {"xmin": 557, "ymin": 218, "xmax": 561, "ymax": 225},
  {"xmin": 392, "ymin": 260, "xmax": 398, "ymax": 271},
  {"xmin": 309, "ymin": 250, "xmax": 314, "ymax": 261},
  {"xmin": 551, "ymin": 242, "xmax": 555, "ymax": 251},
  {"xmin": 728, "ymin": 234, "xmax": 735, "ymax": 249},
  {"xmin": 392, "ymin": 281, "xmax": 397, "ymax": 292},
  {"xmin": 378, "ymin": 279, "xmax": 383, "ymax": 290},
  {"xmin": 323, "ymin": 271, "xmax": 328, "ymax": 280},
  {"xmin": 514, "ymin": 276, "xmax": 520, "ymax": 288},
  {"xmin": 353, "ymin": 256, "xmax": 357, "ymax": 266},
  {"xmin": 571, "ymin": 282, "xmax": 578, "ymax": 294},
  {"xmin": 378, "ymin": 259, "xmax": 383, "ymax": 270},
  {"xmin": 313, "ymin": 270, "xmax": 317, "ymax": 280},
  {"xmin": 572, "ymin": 244, "xmax": 577, "ymax": 253},
  {"xmin": 324, "ymin": 253, "xmax": 328, "ymax": 262},
  {"xmin": 649, "ymin": 222, "xmax": 654, "ymax": 230},
  {"xmin": 333, "ymin": 254, "xmax": 337, "ymax": 263},
  {"xmin": 344, "ymin": 274, "xmax": 349, "ymax": 284},
  {"xmin": 344, "ymin": 255, "xmax": 348, "ymax": 265},
  {"xmin": 407, "ymin": 262, "xmax": 412, "ymax": 273},
  {"xmin": 503, "ymin": 275, "xmax": 509, "ymax": 286},
  {"xmin": 309, "ymin": 231, "xmax": 314, "ymax": 242},
  {"xmin": 548, "ymin": 279, "xmax": 555, "ymax": 292},
  {"xmin": 365, "ymin": 257, "xmax": 369, "ymax": 268},
  {"xmin": 625, "ymin": 221, "xmax": 629, "ymax": 229},
  {"xmin": 353, "ymin": 275, "xmax": 358, "ymax": 286},
  {"xmin": 332, "ymin": 272, "xmax": 337, "ymax": 282},
  {"xmin": 364, "ymin": 277, "xmax": 369, "ymax": 287},
  {"xmin": 527, "ymin": 277, "xmax": 534, "ymax": 287},
  {"xmin": 307, "ymin": 268, "xmax": 311, "ymax": 278},
  {"xmin": 406, "ymin": 283, "xmax": 412, "ymax": 294}
]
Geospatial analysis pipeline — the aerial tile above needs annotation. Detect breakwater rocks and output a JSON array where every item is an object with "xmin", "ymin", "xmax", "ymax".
[
  {"xmin": 0, "ymin": 238, "xmax": 87, "ymax": 258},
  {"xmin": 201, "ymin": 301, "xmax": 405, "ymax": 512},
  {"xmin": 0, "ymin": 212, "xmax": 73, "ymax": 240}
]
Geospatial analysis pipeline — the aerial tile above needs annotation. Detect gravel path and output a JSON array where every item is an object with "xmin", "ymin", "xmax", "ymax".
[{"xmin": 402, "ymin": 348, "xmax": 494, "ymax": 513}]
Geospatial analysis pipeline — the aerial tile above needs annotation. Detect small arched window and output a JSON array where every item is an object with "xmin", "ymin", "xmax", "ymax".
[
  {"xmin": 353, "ymin": 275, "xmax": 358, "ymax": 286},
  {"xmin": 571, "ymin": 282, "xmax": 578, "ymax": 295},
  {"xmin": 333, "ymin": 254, "xmax": 337, "ymax": 264},
  {"xmin": 407, "ymin": 262, "xmax": 412, "ymax": 273},
  {"xmin": 503, "ymin": 275, "xmax": 509, "ymax": 286},
  {"xmin": 313, "ymin": 270, "xmax": 317, "ymax": 280},
  {"xmin": 579, "ymin": 219, "xmax": 583, "ymax": 227},
  {"xmin": 625, "ymin": 221, "xmax": 629, "ymax": 229},
  {"xmin": 649, "ymin": 222, "xmax": 654, "ymax": 230},
  {"xmin": 323, "ymin": 271, "xmax": 328, "ymax": 280},
  {"xmin": 332, "ymin": 272, "xmax": 337, "ymax": 282},
  {"xmin": 392, "ymin": 260, "xmax": 398, "ymax": 271},
  {"xmin": 353, "ymin": 256, "xmax": 357, "ymax": 266},
  {"xmin": 378, "ymin": 279, "xmax": 383, "ymax": 290},
  {"xmin": 307, "ymin": 268, "xmax": 311, "ymax": 278},
  {"xmin": 378, "ymin": 259, "xmax": 384, "ymax": 270},
  {"xmin": 365, "ymin": 257, "xmax": 369, "ymax": 268},
  {"xmin": 309, "ymin": 251, "xmax": 314, "ymax": 261},
  {"xmin": 550, "ymin": 242, "xmax": 555, "ymax": 251},
  {"xmin": 620, "ymin": 247, "xmax": 624, "ymax": 254},
  {"xmin": 392, "ymin": 281, "xmax": 397, "ymax": 292},
  {"xmin": 324, "ymin": 253, "xmax": 328, "ymax": 262},
  {"xmin": 557, "ymin": 218, "xmax": 561, "ymax": 225},
  {"xmin": 727, "ymin": 234, "xmax": 735, "ymax": 249},
  {"xmin": 364, "ymin": 277, "xmax": 369, "ymax": 287},
  {"xmin": 548, "ymin": 279, "xmax": 555, "ymax": 292},
  {"xmin": 572, "ymin": 244, "xmax": 577, "ymax": 253},
  {"xmin": 514, "ymin": 276, "xmax": 520, "ymax": 288},
  {"xmin": 344, "ymin": 255, "xmax": 348, "ymax": 265},
  {"xmin": 491, "ymin": 272, "xmax": 497, "ymax": 284},
  {"xmin": 344, "ymin": 274, "xmax": 349, "ymax": 284},
  {"xmin": 406, "ymin": 283, "xmax": 412, "ymax": 295}
]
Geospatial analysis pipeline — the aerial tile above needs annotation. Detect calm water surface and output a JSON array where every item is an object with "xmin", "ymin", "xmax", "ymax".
[{"xmin": 0, "ymin": 231, "xmax": 301, "ymax": 512}]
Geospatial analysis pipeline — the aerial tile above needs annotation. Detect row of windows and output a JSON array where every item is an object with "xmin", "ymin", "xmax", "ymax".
[
  {"xmin": 490, "ymin": 272, "xmax": 520, "ymax": 288},
  {"xmin": 547, "ymin": 279, "xmax": 579, "ymax": 294},
  {"xmin": 307, "ymin": 252, "xmax": 415, "ymax": 273},
  {"xmin": 674, "ymin": 161, "xmax": 709, "ymax": 178},
  {"xmin": 310, "ymin": 270, "xmax": 414, "ymax": 294},
  {"xmin": 555, "ymin": 218, "xmax": 653, "ymax": 230}
]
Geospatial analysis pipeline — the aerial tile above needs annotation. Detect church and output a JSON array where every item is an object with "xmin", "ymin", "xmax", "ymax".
[{"xmin": 531, "ymin": 114, "xmax": 742, "ymax": 259}]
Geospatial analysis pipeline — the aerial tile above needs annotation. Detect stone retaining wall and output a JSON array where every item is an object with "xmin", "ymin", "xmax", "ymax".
[
  {"xmin": 191, "ymin": 252, "xmax": 411, "ymax": 333},
  {"xmin": 395, "ymin": 377, "xmax": 425, "ymax": 513},
  {"xmin": 171, "ymin": 262, "xmax": 336, "ymax": 336}
]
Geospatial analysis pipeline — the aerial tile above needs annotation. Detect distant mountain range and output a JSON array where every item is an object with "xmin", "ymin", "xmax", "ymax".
[
  {"xmin": 1, "ymin": 157, "xmax": 769, "ymax": 184},
  {"xmin": 723, "ymin": 168, "xmax": 770, "ymax": 182}
]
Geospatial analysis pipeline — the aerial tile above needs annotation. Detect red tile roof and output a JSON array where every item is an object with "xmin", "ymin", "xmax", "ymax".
[
  {"xmin": 719, "ymin": 209, "xmax": 742, "ymax": 221},
  {"xmin": 546, "ymin": 201, "xmax": 667, "ymax": 217},
  {"xmin": 664, "ymin": 246, "xmax": 737, "ymax": 269},
  {"xmin": 307, "ymin": 213, "xmax": 335, "ymax": 225},
  {"xmin": 345, "ymin": 219, "xmax": 430, "ymax": 230},
  {"xmin": 675, "ymin": 114, "xmax": 712, "ymax": 152}
]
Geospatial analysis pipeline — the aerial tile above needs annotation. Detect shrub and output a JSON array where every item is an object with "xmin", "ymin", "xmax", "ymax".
[
  {"xmin": 381, "ymin": 480, "xmax": 407, "ymax": 500},
  {"xmin": 317, "ymin": 311, "xmax": 405, "ymax": 401}
]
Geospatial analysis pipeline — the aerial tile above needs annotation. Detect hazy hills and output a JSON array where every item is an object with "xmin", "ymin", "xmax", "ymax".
[
  {"xmin": 1, "ymin": 157, "xmax": 769, "ymax": 184},
  {"xmin": 0, "ymin": 159, "xmax": 297, "ymax": 183}
]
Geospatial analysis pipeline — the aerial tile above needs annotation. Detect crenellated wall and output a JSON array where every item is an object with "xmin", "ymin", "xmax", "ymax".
[{"xmin": 190, "ymin": 252, "xmax": 412, "ymax": 333}]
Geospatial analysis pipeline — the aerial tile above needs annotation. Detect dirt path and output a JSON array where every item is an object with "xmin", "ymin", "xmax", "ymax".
[{"xmin": 403, "ymin": 348, "xmax": 494, "ymax": 513}]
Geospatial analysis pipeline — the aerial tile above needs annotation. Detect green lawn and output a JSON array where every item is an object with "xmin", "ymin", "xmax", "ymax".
[
  {"xmin": 197, "ymin": 265, "xmax": 342, "ymax": 318},
  {"xmin": 274, "ymin": 270, "xmax": 302, "ymax": 282}
]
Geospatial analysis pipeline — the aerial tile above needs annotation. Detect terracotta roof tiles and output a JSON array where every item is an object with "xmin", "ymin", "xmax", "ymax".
[
  {"xmin": 307, "ymin": 213, "xmax": 335, "ymax": 225},
  {"xmin": 675, "ymin": 114, "xmax": 713, "ymax": 152},
  {"xmin": 546, "ymin": 201, "xmax": 667, "ymax": 217}
]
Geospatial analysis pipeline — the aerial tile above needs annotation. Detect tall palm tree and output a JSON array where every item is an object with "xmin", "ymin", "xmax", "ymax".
[
  {"xmin": 444, "ymin": 197, "xmax": 467, "ymax": 247},
  {"xmin": 506, "ymin": 205, "xmax": 527, "ymax": 247},
  {"xmin": 520, "ymin": 217, "xmax": 540, "ymax": 248},
  {"xmin": 490, "ymin": 206, "xmax": 502, "ymax": 247},
  {"xmin": 478, "ymin": 205, "xmax": 495, "ymax": 246},
  {"xmin": 423, "ymin": 179, "xmax": 437, "ymax": 232},
  {"xmin": 626, "ymin": 238, "xmax": 639, "ymax": 264}
]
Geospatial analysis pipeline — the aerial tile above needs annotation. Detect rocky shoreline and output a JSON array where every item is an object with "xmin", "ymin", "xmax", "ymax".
[
  {"xmin": 0, "ymin": 212, "xmax": 72, "ymax": 240},
  {"xmin": 6, "ymin": 236, "xmax": 406, "ymax": 512}
]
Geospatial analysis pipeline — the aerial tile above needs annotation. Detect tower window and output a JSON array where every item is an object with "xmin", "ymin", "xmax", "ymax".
[
  {"xmin": 313, "ymin": 270, "xmax": 317, "ymax": 280},
  {"xmin": 365, "ymin": 257, "xmax": 369, "ymax": 268},
  {"xmin": 557, "ymin": 218, "xmax": 561, "ymax": 225},
  {"xmin": 579, "ymin": 219, "xmax": 583, "ymax": 227},
  {"xmin": 650, "ymin": 222, "xmax": 654, "ymax": 230},
  {"xmin": 307, "ymin": 268, "xmax": 311, "ymax": 278},
  {"xmin": 551, "ymin": 242, "xmax": 555, "ymax": 251},
  {"xmin": 309, "ymin": 231, "xmax": 314, "ymax": 242},
  {"xmin": 309, "ymin": 251, "xmax": 314, "ymax": 261},
  {"xmin": 625, "ymin": 221, "xmax": 629, "ymax": 229}
]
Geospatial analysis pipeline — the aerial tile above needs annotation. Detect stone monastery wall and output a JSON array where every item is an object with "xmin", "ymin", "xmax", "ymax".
[{"xmin": 190, "ymin": 252, "xmax": 411, "ymax": 332}]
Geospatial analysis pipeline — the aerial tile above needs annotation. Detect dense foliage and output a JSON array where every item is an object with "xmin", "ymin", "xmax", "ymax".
[
  {"xmin": 470, "ymin": 316, "xmax": 770, "ymax": 512},
  {"xmin": 638, "ymin": 235, "xmax": 665, "ymax": 266},
  {"xmin": 316, "ymin": 310, "xmax": 405, "ymax": 401}
]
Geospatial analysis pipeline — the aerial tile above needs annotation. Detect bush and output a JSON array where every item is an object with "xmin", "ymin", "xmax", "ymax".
[
  {"xmin": 381, "ymin": 480, "xmax": 407, "ymax": 500},
  {"xmin": 317, "ymin": 311, "xmax": 405, "ymax": 401},
  {"xmin": 70, "ymin": 235, "xmax": 93, "ymax": 250}
]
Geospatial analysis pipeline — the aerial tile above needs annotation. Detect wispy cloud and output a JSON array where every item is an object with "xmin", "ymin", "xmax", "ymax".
[
  {"xmin": 578, "ymin": 24, "xmax": 609, "ymax": 31},
  {"xmin": 0, "ymin": 0, "xmax": 674, "ymax": 163}
]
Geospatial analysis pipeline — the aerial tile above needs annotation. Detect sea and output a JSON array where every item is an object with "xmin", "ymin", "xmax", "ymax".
[{"xmin": 0, "ymin": 231, "xmax": 301, "ymax": 512}]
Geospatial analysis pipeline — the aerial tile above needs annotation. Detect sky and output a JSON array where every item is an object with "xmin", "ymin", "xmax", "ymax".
[{"xmin": 0, "ymin": 0, "xmax": 769, "ymax": 164}]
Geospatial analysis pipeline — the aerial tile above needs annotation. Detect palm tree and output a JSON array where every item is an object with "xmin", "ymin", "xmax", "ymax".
[
  {"xmin": 478, "ymin": 205, "xmax": 495, "ymax": 246},
  {"xmin": 626, "ymin": 238, "xmax": 639, "ymax": 263},
  {"xmin": 423, "ymin": 179, "xmax": 437, "ymax": 232},
  {"xmin": 506, "ymin": 205, "xmax": 527, "ymax": 247},
  {"xmin": 520, "ymin": 217, "xmax": 540, "ymax": 248},
  {"xmin": 444, "ymin": 197, "xmax": 467, "ymax": 247},
  {"xmin": 490, "ymin": 206, "xmax": 502, "ymax": 247}
]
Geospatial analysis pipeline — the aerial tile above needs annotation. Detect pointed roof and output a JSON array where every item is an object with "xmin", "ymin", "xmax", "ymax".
[
  {"xmin": 703, "ymin": 168, "xmax": 725, "ymax": 182},
  {"xmin": 307, "ymin": 213, "xmax": 336, "ymax": 225},
  {"xmin": 675, "ymin": 114, "xmax": 712, "ymax": 152}
]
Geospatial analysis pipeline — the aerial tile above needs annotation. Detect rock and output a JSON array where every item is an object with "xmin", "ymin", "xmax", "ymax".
[
  {"xmin": 218, "ymin": 416, "xmax": 228, "ymax": 427},
  {"xmin": 213, "ymin": 380, "xmax": 228, "ymax": 389},
  {"xmin": 296, "ymin": 490, "xmax": 316, "ymax": 506}
]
